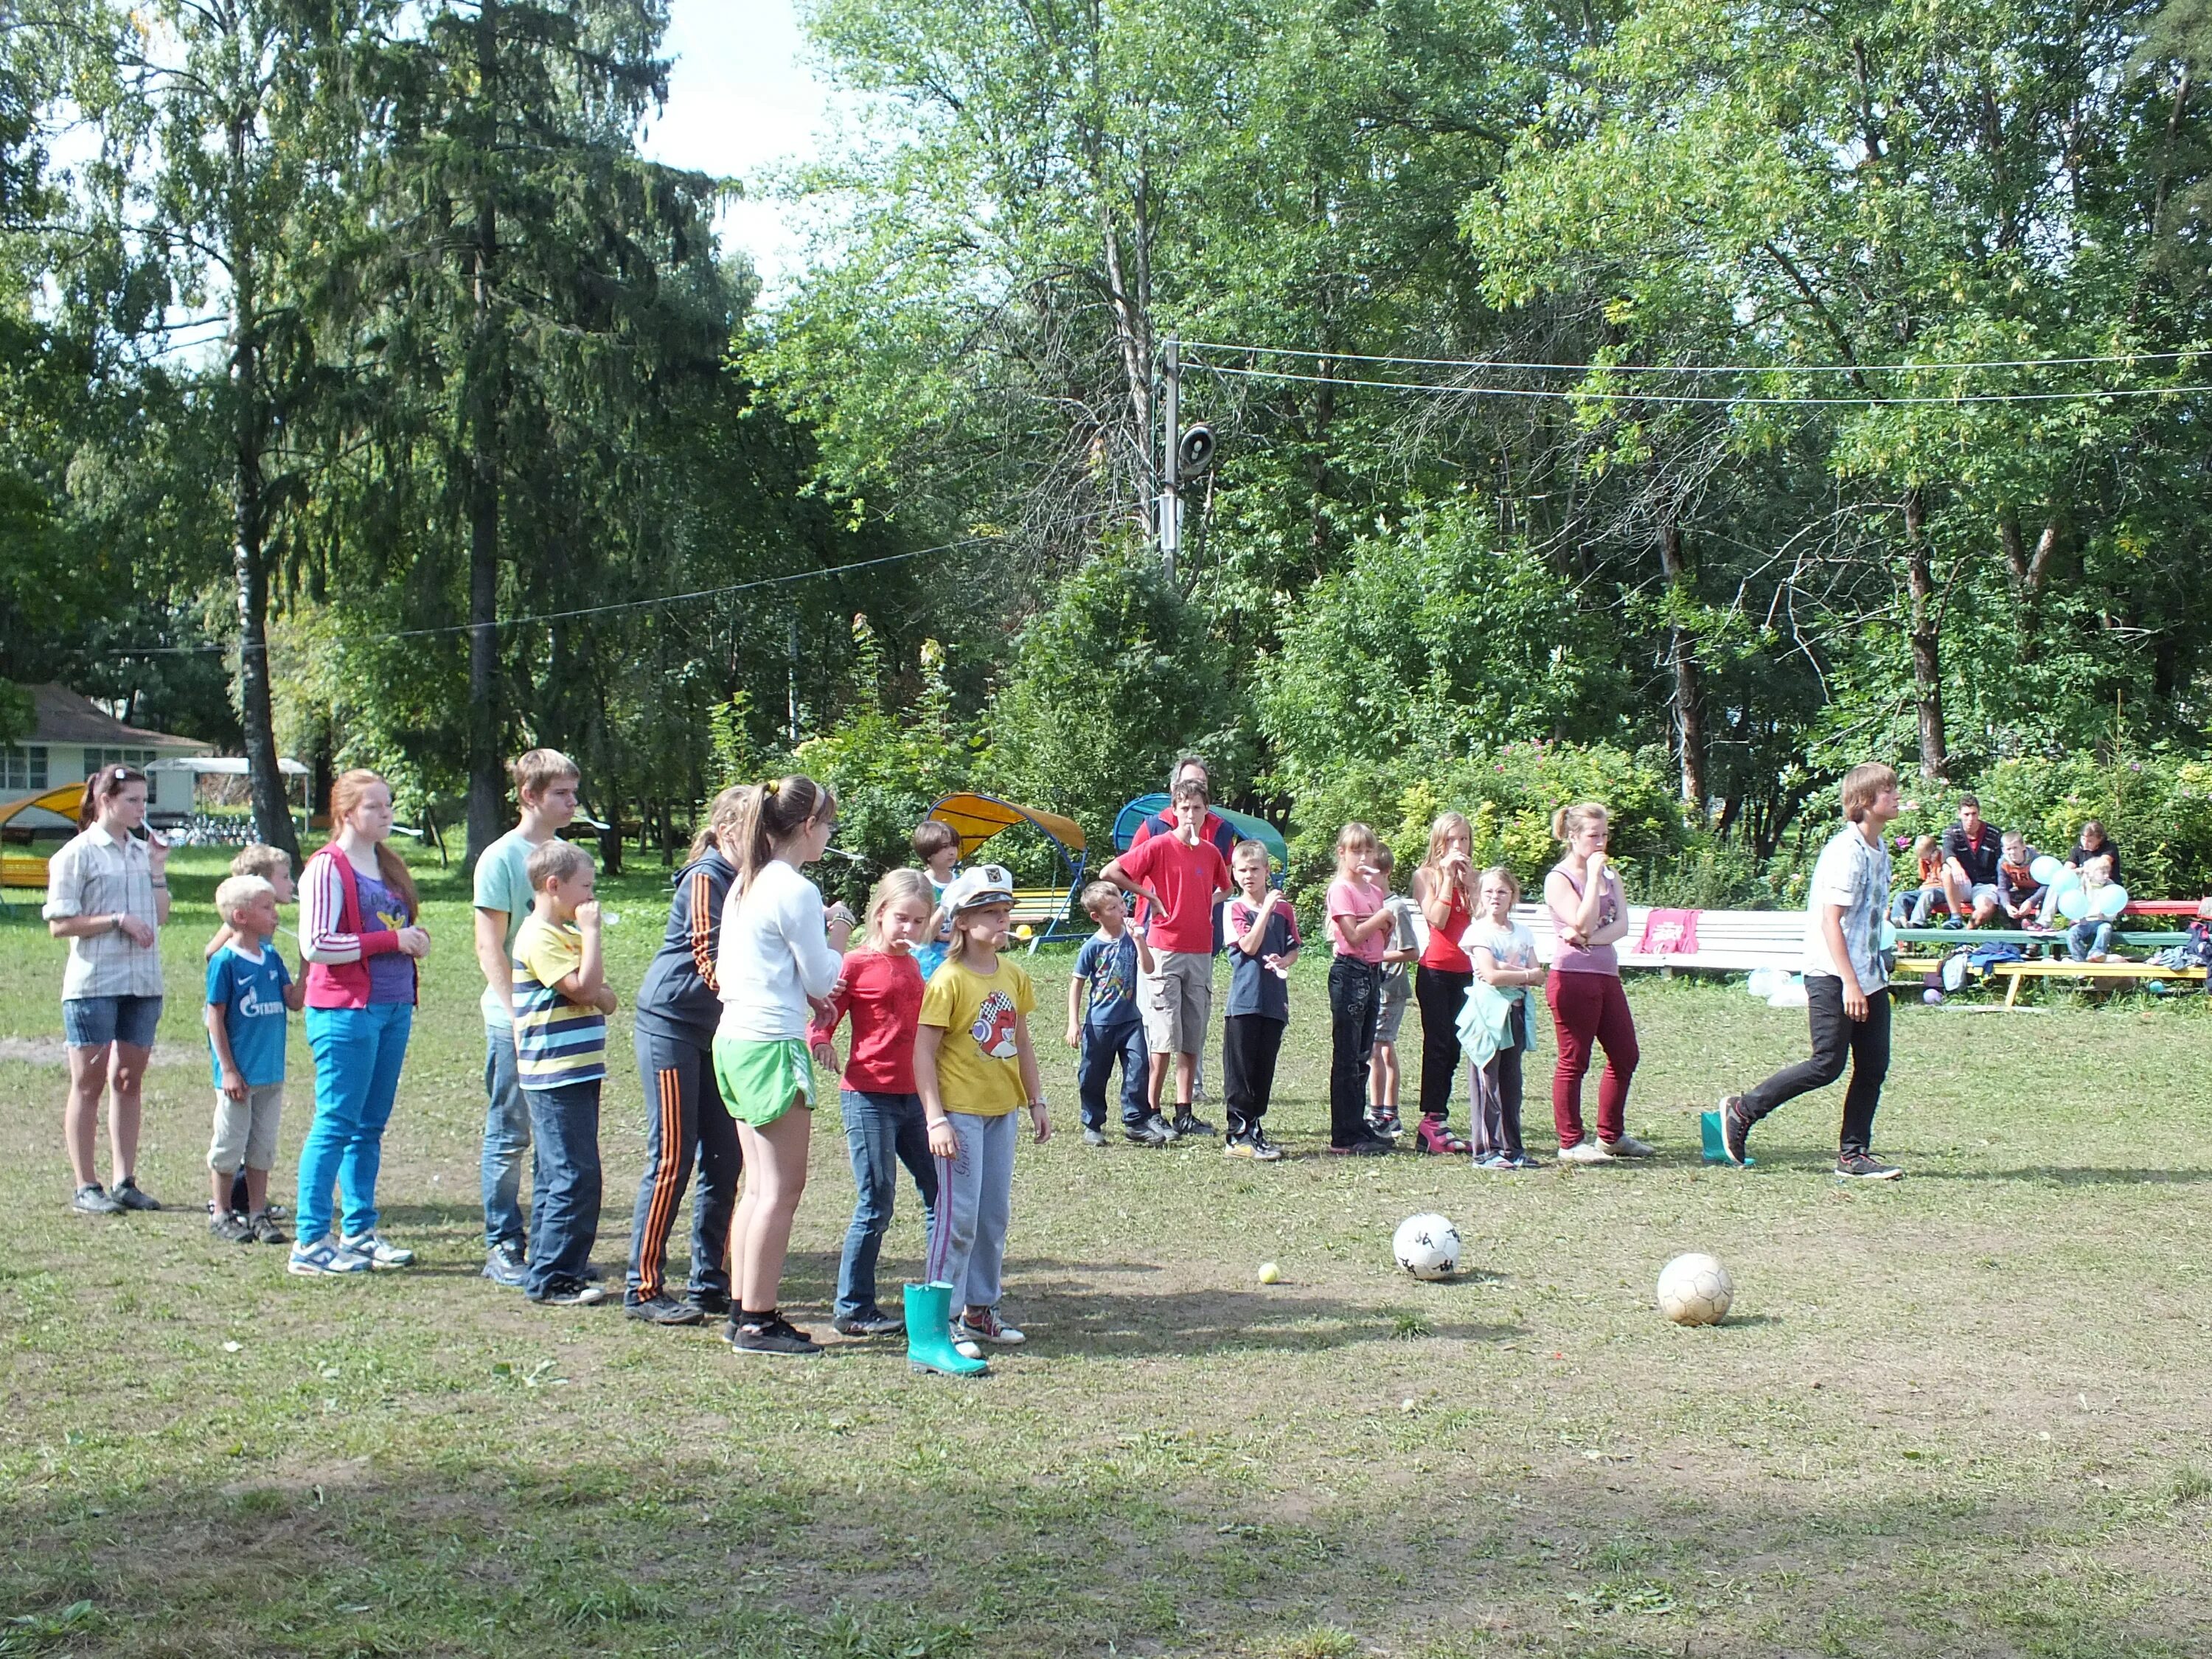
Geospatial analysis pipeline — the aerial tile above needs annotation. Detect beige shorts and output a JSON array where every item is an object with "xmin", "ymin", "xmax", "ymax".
[
  {"xmin": 1140, "ymin": 949, "xmax": 1213, "ymax": 1056},
  {"xmin": 209, "ymin": 1081, "xmax": 285, "ymax": 1175}
]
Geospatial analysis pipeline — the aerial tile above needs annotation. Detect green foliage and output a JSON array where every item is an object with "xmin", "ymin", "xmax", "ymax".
[
  {"xmin": 1279, "ymin": 740, "xmax": 1685, "ymax": 898},
  {"xmin": 1257, "ymin": 497, "xmax": 1622, "ymax": 787},
  {"xmin": 982, "ymin": 551, "xmax": 1248, "ymax": 843}
]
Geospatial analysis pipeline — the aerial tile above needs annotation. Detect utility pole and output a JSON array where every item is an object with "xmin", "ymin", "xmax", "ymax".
[{"xmin": 1159, "ymin": 336, "xmax": 1180, "ymax": 582}]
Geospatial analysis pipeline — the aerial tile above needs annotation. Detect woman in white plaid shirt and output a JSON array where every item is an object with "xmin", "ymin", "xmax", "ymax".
[{"xmin": 44, "ymin": 764, "xmax": 171, "ymax": 1214}]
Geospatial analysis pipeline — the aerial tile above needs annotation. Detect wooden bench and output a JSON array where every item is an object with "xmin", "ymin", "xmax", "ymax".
[
  {"xmin": 1508, "ymin": 905, "xmax": 1806, "ymax": 975},
  {"xmin": 1893, "ymin": 925, "xmax": 2185, "ymax": 956},
  {"xmin": 1986, "ymin": 959, "xmax": 2208, "ymax": 1008},
  {"xmin": 0, "ymin": 854, "xmax": 46, "ymax": 890},
  {"xmin": 1008, "ymin": 886, "xmax": 1079, "ymax": 950}
]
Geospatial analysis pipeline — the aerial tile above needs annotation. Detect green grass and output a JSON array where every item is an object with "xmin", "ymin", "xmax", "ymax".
[{"xmin": 4, "ymin": 849, "xmax": 2212, "ymax": 1655}]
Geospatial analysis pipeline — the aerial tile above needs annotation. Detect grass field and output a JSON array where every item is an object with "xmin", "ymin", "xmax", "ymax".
[{"xmin": 5, "ymin": 848, "xmax": 2212, "ymax": 1658}]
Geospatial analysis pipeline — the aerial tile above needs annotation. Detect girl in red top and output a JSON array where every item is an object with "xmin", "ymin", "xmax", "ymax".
[
  {"xmin": 807, "ymin": 868, "xmax": 936, "ymax": 1337},
  {"xmin": 1411, "ymin": 810, "xmax": 1477, "ymax": 1155}
]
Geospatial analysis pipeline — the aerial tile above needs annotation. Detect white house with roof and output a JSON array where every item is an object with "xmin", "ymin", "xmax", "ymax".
[{"xmin": 1, "ymin": 682, "xmax": 213, "ymax": 827}]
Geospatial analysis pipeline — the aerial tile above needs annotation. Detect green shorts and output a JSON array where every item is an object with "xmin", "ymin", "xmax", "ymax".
[{"xmin": 712, "ymin": 1037, "xmax": 815, "ymax": 1128}]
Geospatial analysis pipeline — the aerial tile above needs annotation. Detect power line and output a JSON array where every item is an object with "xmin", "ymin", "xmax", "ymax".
[
  {"xmin": 102, "ymin": 535, "xmax": 989, "ymax": 658},
  {"xmin": 1192, "ymin": 360, "xmax": 2212, "ymax": 408},
  {"xmin": 1180, "ymin": 338, "xmax": 2208, "ymax": 377}
]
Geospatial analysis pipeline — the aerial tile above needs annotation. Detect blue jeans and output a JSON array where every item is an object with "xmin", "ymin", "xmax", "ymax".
[
  {"xmin": 2067, "ymin": 919, "xmax": 2113, "ymax": 961},
  {"xmin": 1076, "ymin": 1019, "xmax": 1149, "ymax": 1129},
  {"xmin": 523, "ymin": 1079, "xmax": 602, "ymax": 1297},
  {"xmin": 481, "ymin": 1024, "xmax": 531, "ymax": 1251},
  {"xmin": 296, "ymin": 1003, "xmax": 412, "ymax": 1245},
  {"xmin": 837, "ymin": 1088, "xmax": 937, "ymax": 1318}
]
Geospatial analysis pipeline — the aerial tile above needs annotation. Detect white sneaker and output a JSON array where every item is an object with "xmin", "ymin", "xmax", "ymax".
[
  {"xmin": 958, "ymin": 1308, "xmax": 1026, "ymax": 1346},
  {"xmin": 340, "ymin": 1230, "xmax": 415, "ymax": 1269},
  {"xmin": 949, "ymin": 1323, "xmax": 984, "ymax": 1361},
  {"xmin": 1558, "ymin": 1141, "xmax": 1613, "ymax": 1165},
  {"xmin": 288, "ymin": 1236, "xmax": 372, "ymax": 1276},
  {"xmin": 1600, "ymin": 1134, "xmax": 1655, "ymax": 1158}
]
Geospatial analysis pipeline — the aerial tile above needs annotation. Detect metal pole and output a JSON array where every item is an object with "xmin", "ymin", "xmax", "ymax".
[{"xmin": 1161, "ymin": 336, "xmax": 1180, "ymax": 582}]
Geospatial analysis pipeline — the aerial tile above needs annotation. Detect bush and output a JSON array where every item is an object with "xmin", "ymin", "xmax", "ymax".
[{"xmin": 1279, "ymin": 740, "xmax": 1687, "ymax": 900}]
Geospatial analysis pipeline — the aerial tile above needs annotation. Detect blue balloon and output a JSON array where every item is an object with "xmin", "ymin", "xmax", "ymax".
[
  {"xmin": 2095, "ymin": 883, "xmax": 2128, "ymax": 920},
  {"xmin": 2058, "ymin": 883, "xmax": 2090, "ymax": 921},
  {"xmin": 2029, "ymin": 854, "xmax": 2064, "ymax": 885}
]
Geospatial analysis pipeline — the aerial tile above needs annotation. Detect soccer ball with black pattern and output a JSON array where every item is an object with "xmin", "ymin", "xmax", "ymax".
[
  {"xmin": 1392, "ymin": 1213, "xmax": 1461, "ymax": 1281},
  {"xmin": 1656, "ymin": 1253, "xmax": 1734, "ymax": 1326}
]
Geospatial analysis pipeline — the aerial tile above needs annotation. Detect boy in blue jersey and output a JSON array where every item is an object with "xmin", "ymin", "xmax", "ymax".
[
  {"xmin": 512, "ymin": 840, "xmax": 617, "ymax": 1306},
  {"xmin": 204, "ymin": 874, "xmax": 305, "ymax": 1244},
  {"xmin": 1065, "ymin": 881, "xmax": 1156, "ymax": 1146}
]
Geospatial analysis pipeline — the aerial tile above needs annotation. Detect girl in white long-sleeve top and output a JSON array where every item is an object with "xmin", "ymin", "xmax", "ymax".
[{"xmin": 712, "ymin": 775, "xmax": 854, "ymax": 1355}]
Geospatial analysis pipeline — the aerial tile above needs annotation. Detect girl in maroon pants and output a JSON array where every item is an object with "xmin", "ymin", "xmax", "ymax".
[{"xmin": 1542, "ymin": 802, "xmax": 1652, "ymax": 1164}]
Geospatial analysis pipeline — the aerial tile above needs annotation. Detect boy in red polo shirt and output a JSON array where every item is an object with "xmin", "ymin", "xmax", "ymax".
[{"xmin": 1101, "ymin": 779, "xmax": 1233, "ymax": 1140}]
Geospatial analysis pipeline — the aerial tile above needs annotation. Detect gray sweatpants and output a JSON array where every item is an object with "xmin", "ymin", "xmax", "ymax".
[{"xmin": 923, "ymin": 1109, "xmax": 1018, "ymax": 1310}]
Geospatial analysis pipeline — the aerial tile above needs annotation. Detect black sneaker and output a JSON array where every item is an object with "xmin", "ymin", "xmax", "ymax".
[
  {"xmin": 1717, "ymin": 1094, "xmax": 1750, "ymax": 1166},
  {"xmin": 832, "ymin": 1306, "xmax": 904, "ymax": 1337},
  {"xmin": 686, "ymin": 1288, "xmax": 732, "ymax": 1319},
  {"xmin": 726, "ymin": 1312, "xmax": 821, "ymax": 1355},
  {"xmin": 1124, "ymin": 1118, "xmax": 1173, "ymax": 1147},
  {"xmin": 529, "ymin": 1277, "xmax": 606, "ymax": 1307},
  {"xmin": 1171, "ymin": 1109, "xmax": 1215, "ymax": 1138},
  {"xmin": 1327, "ymin": 1137, "xmax": 1393, "ymax": 1157},
  {"xmin": 625, "ymin": 1293, "xmax": 704, "ymax": 1326},
  {"xmin": 1365, "ymin": 1109, "xmax": 1402, "ymax": 1139},
  {"xmin": 248, "ymin": 1210, "xmax": 290, "ymax": 1245},
  {"xmin": 1246, "ymin": 1125, "xmax": 1284, "ymax": 1162},
  {"xmin": 1837, "ymin": 1151, "xmax": 1904, "ymax": 1180},
  {"xmin": 111, "ymin": 1178, "xmax": 162, "ymax": 1211},
  {"xmin": 72, "ymin": 1183, "xmax": 123, "ymax": 1214},
  {"xmin": 209, "ymin": 1208, "xmax": 254, "ymax": 1244}
]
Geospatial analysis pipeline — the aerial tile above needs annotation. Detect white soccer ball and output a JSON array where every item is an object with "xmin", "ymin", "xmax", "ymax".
[
  {"xmin": 1393, "ymin": 1213, "xmax": 1461, "ymax": 1281},
  {"xmin": 1656, "ymin": 1253, "xmax": 1734, "ymax": 1326}
]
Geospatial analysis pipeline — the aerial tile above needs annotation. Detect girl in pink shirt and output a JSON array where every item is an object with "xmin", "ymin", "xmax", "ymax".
[
  {"xmin": 1325, "ymin": 823, "xmax": 1397, "ymax": 1154},
  {"xmin": 1542, "ymin": 801, "xmax": 1650, "ymax": 1163}
]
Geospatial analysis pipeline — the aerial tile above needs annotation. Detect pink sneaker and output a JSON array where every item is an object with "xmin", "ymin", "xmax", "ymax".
[{"xmin": 1415, "ymin": 1116, "xmax": 1470, "ymax": 1155}]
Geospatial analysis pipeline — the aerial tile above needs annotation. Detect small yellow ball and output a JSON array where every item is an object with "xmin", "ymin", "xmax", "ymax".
[
  {"xmin": 1256, "ymin": 1262, "xmax": 1282, "ymax": 1284},
  {"xmin": 1015, "ymin": 925, "xmax": 1034, "ymax": 940}
]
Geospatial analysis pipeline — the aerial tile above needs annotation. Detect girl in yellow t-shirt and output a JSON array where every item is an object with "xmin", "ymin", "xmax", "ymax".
[{"xmin": 911, "ymin": 865, "xmax": 1049, "ymax": 1374}]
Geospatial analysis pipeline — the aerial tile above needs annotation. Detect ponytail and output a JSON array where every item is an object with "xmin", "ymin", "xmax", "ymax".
[
  {"xmin": 77, "ymin": 763, "xmax": 148, "ymax": 831},
  {"xmin": 689, "ymin": 784, "xmax": 748, "ymax": 863},
  {"xmin": 729, "ymin": 774, "xmax": 838, "ymax": 897},
  {"xmin": 1552, "ymin": 801, "xmax": 1608, "ymax": 844}
]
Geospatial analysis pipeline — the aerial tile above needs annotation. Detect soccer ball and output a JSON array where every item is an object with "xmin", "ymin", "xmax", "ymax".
[
  {"xmin": 1393, "ymin": 1213, "xmax": 1461, "ymax": 1280},
  {"xmin": 1656, "ymin": 1253, "xmax": 1734, "ymax": 1326}
]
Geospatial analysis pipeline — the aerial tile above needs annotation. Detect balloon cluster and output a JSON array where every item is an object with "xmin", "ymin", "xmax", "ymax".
[{"xmin": 2029, "ymin": 855, "xmax": 2126, "ymax": 922}]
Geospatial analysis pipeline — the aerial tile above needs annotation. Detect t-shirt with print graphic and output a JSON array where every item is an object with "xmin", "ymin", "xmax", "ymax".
[
  {"xmin": 1072, "ymin": 930, "xmax": 1141, "ymax": 1029},
  {"xmin": 353, "ymin": 869, "xmax": 417, "ymax": 1005},
  {"xmin": 1224, "ymin": 896, "xmax": 1301, "ymax": 1021},
  {"xmin": 918, "ymin": 956, "xmax": 1036, "ymax": 1118},
  {"xmin": 206, "ymin": 942, "xmax": 292, "ymax": 1088}
]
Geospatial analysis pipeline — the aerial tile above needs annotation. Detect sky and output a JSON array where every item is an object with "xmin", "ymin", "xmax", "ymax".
[{"xmin": 641, "ymin": 0, "xmax": 841, "ymax": 298}]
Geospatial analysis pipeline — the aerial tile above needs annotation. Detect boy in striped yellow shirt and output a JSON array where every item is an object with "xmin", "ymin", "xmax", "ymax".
[{"xmin": 512, "ymin": 840, "xmax": 617, "ymax": 1307}]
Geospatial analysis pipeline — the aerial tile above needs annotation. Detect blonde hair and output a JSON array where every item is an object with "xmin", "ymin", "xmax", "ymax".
[
  {"xmin": 1231, "ymin": 838, "xmax": 1271, "ymax": 870},
  {"xmin": 863, "ymin": 867, "xmax": 933, "ymax": 950},
  {"xmin": 1840, "ymin": 762, "xmax": 1898, "ymax": 824},
  {"xmin": 213, "ymin": 873, "xmax": 274, "ymax": 923},
  {"xmin": 1080, "ymin": 879, "xmax": 1121, "ymax": 917},
  {"xmin": 688, "ymin": 785, "xmax": 747, "ymax": 863},
  {"xmin": 1476, "ymin": 864, "xmax": 1522, "ymax": 904},
  {"xmin": 728, "ymin": 776, "xmax": 838, "ymax": 897},
  {"xmin": 1335, "ymin": 822, "xmax": 1378, "ymax": 866},
  {"xmin": 1551, "ymin": 801, "xmax": 1607, "ymax": 844},
  {"xmin": 1419, "ymin": 812, "xmax": 1473, "ymax": 883},
  {"xmin": 510, "ymin": 748, "xmax": 580, "ymax": 806},
  {"xmin": 325, "ymin": 771, "xmax": 417, "ymax": 914},
  {"xmin": 526, "ymin": 838, "xmax": 591, "ymax": 890},
  {"xmin": 942, "ymin": 898, "xmax": 1012, "ymax": 967},
  {"xmin": 229, "ymin": 844, "xmax": 291, "ymax": 883}
]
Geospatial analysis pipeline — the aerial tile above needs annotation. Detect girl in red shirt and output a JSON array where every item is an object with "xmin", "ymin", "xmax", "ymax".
[{"xmin": 807, "ymin": 868, "xmax": 936, "ymax": 1337}]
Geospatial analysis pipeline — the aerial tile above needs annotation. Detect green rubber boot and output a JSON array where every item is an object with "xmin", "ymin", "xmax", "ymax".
[{"xmin": 905, "ymin": 1281, "xmax": 988, "ymax": 1377}]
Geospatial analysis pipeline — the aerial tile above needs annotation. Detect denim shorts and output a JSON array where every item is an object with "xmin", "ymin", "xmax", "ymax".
[{"xmin": 63, "ymin": 994, "xmax": 163, "ymax": 1049}]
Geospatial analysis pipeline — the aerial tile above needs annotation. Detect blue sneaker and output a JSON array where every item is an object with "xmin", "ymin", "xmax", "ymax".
[
  {"xmin": 340, "ymin": 1231, "xmax": 415, "ymax": 1270},
  {"xmin": 288, "ymin": 1236, "xmax": 371, "ymax": 1276},
  {"xmin": 481, "ymin": 1241, "xmax": 526, "ymax": 1288}
]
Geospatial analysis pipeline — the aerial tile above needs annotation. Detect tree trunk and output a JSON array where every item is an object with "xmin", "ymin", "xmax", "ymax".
[
  {"xmin": 226, "ymin": 110, "xmax": 300, "ymax": 869},
  {"xmin": 1997, "ymin": 506, "xmax": 2060, "ymax": 664},
  {"xmin": 462, "ymin": 0, "xmax": 504, "ymax": 869},
  {"xmin": 1904, "ymin": 487, "xmax": 1949, "ymax": 781},
  {"xmin": 1657, "ymin": 519, "xmax": 1705, "ymax": 818}
]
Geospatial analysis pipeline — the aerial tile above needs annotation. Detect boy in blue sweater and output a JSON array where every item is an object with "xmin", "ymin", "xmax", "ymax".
[{"xmin": 1065, "ymin": 881, "xmax": 1157, "ymax": 1146}]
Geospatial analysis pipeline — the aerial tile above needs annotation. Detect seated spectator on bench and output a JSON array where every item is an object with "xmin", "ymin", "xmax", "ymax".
[
  {"xmin": 1890, "ymin": 835, "xmax": 1946, "ymax": 927},
  {"xmin": 1997, "ymin": 831, "xmax": 2049, "ymax": 925},
  {"xmin": 2042, "ymin": 819, "xmax": 2124, "ymax": 928},
  {"xmin": 1940, "ymin": 796, "xmax": 2006, "ymax": 929},
  {"xmin": 2065, "ymin": 855, "xmax": 2121, "ymax": 963}
]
